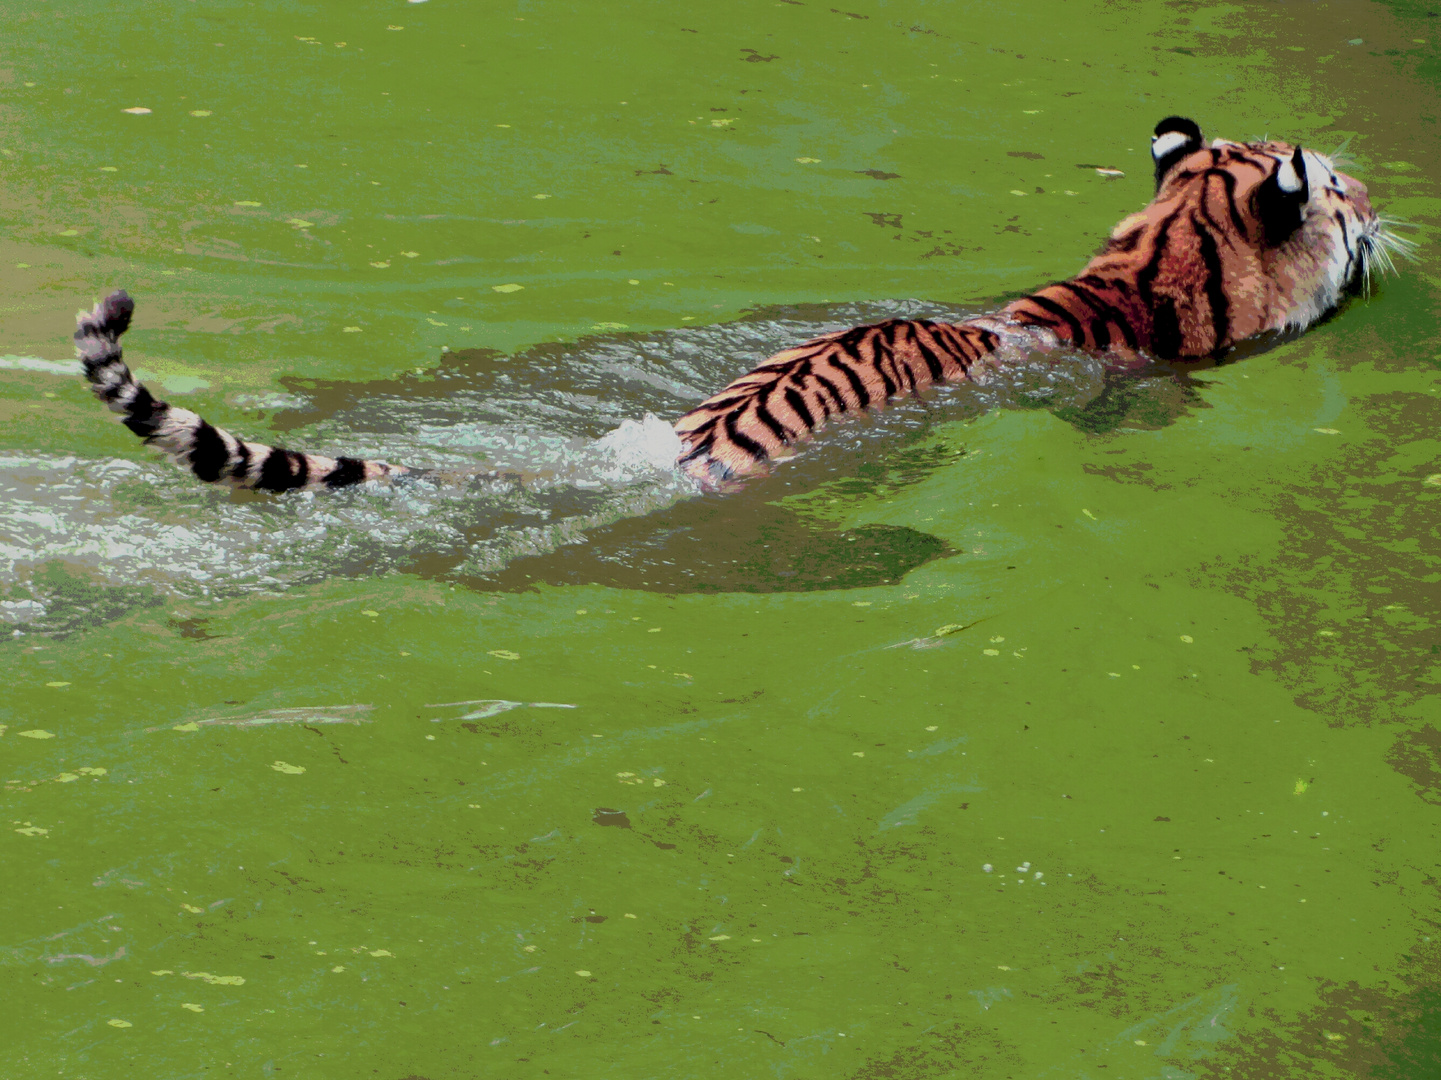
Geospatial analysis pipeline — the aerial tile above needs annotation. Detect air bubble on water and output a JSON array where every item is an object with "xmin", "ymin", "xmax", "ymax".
[{"xmin": 982, "ymin": 864, "xmax": 992, "ymax": 873}]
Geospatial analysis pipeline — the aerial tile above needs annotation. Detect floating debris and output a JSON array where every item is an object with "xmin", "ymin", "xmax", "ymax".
[
  {"xmin": 424, "ymin": 699, "xmax": 576, "ymax": 722},
  {"xmin": 149, "ymin": 704, "xmax": 374, "ymax": 733},
  {"xmin": 886, "ymin": 619, "xmax": 984, "ymax": 650}
]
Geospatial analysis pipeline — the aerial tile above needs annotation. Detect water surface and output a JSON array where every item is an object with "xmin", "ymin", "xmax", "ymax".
[{"xmin": 1, "ymin": 1, "xmax": 1438, "ymax": 1077}]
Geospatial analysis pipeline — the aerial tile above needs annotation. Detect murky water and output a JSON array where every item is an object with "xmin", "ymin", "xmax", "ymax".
[{"xmin": 1, "ymin": 2, "xmax": 1437, "ymax": 1078}]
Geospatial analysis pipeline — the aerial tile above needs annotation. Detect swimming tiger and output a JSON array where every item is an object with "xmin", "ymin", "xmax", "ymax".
[{"xmin": 74, "ymin": 117, "xmax": 1408, "ymax": 491}]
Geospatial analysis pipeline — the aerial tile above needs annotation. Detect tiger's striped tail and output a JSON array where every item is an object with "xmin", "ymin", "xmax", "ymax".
[
  {"xmin": 76, "ymin": 290, "xmax": 407, "ymax": 492},
  {"xmin": 673, "ymin": 317, "xmax": 1003, "ymax": 481}
]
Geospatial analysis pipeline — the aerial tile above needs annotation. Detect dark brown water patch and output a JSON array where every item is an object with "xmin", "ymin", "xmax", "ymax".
[
  {"xmin": 1386, "ymin": 725, "xmax": 1441, "ymax": 805},
  {"xmin": 592, "ymin": 807, "xmax": 632, "ymax": 828}
]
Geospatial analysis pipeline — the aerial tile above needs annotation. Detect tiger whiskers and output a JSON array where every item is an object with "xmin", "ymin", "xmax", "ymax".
[
  {"xmin": 1327, "ymin": 137, "xmax": 1355, "ymax": 171},
  {"xmin": 1358, "ymin": 216, "xmax": 1419, "ymax": 293}
]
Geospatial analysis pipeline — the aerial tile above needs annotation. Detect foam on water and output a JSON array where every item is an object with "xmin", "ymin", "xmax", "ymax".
[{"xmin": 0, "ymin": 300, "xmax": 1206, "ymax": 628}]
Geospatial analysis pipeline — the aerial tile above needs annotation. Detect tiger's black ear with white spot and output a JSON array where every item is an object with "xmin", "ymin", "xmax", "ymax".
[
  {"xmin": 1256, "ymin": 145, "xmax": 1311, "ymax": 247},
  {"xmin": 1151, "ymin": 116, "xmax": 1204, "ymax": 191}
]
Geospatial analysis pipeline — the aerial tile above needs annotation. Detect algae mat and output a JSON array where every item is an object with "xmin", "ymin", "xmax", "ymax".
[{"xmin": 1, "ymin": 1, "xmax": 1438, "ymax": 1077}]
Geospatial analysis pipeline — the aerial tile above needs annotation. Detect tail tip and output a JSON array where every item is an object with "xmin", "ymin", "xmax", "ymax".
[{"xmin": 76, "ymin": 289, "xmax": 135, "ymax": 339}]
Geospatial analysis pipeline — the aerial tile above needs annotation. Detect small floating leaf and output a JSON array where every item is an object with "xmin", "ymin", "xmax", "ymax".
[
  {"xmin": 234, "ymin": 201, "xmax": 262, "ymax": 207},
  {"xmin": 181, "ymin": 1003, "xmax": 204, "ymax": 1012},
  {"xmin": 18, "ymin": 729, "xmax": 55, "ymax": 739},
  {"xmin": 795, "ymin": 157, "xmax": 821, "ymax": 163},
  {"xmin": 189, "ymin": 110, "xmax": 212, "ymax": 117},
  {"xmin": 182, "ymin": 971, "xmax": 245, "ymax": 985},
  {"xmin": 107, "ymin": 1019, "xmax": 132, "ymax": 1028},
  {"xmin": 487, "ymin": 649, "xmax": 521, "ymax": 661},
  {"xmin": 269, "ymin": 761, "xmax": 306, "ymax": 774},
  {"xmin": 121, "ymin": 107, "xmax": 152, "ymax": 115},
  {"xmin": 492, "ymin": 283, "xmax": 524, "ymax": 293}
]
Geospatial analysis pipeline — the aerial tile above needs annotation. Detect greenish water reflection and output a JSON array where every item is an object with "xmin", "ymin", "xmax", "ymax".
[{"xmin": 1, "ymin": 2, "xmax": 1437, "ymax": 1077}]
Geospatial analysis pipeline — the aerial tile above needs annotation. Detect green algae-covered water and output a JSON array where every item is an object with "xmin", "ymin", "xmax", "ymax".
[{"xmin": 2, "ymin": 1, "xmax": 1438, "ymax": 1077}]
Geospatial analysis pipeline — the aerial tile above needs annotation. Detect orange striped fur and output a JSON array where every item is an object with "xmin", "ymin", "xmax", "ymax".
[
  {"xmin": 674, "ymin": 117, "xmax": 1400, "ymax": 482},
  {"xmin": 76, "ymin": 118, "xmax": 1405, "ymax": 493}
]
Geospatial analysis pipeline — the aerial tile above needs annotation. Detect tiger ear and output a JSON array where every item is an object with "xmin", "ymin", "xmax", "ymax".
[
  {"xmin": 1257, "ymin": 145, "xmax": 1311, "ymax": 246},
  {"xmin": 1151, "ymin": 116, "xmax": 1204, "ymax": 191}
]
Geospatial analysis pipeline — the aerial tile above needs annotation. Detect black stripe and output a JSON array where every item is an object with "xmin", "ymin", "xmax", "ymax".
[
  {"xmin": 873, "ymin": 326, "xmax": 909, "ymax": 392},
  {"xmin": 783, "ymin": 386, "xmax": 816, "ymax": 430},
  {"xmin": 825, "ymin": 349, "xmax": 872, "ymax": 409},
  {"xmin": 1080, "ymin": 273, "xmax": 1131, "ymax": 297},
  {"xmin": 1206, "ymin": 169, "xmax": 1249, "ymax": 239},
  {"xmin": 812, "ymin": 372, "xmax": 845, "ymax": 414},
  {"xmin": 854, "ymin": 331, "xmax": 896, "ymax": 398},
  {"xmin": 258, "ymin": 447, "xmax": 308, "ymax": 492},
  {"xmin": 1108, "ymin": 227, "xmax": 1144, "ymax": 254},
  {"xmin": 1150, "ymin": 297, "xmax": 1183, "ymax": 360},
  {"xmin": 752, "ymin": 397, "xmax": 791, "ymax": 443},
  {"xmin": 723, "ymin": 410, "xmax": 768, "ymax": 461},
  {"xmin": 229, "ymin": 439, "xmax": 252, "ymax": 480},
  {"xmin": 1193, "ymin": 214, "xmax": 1230, "ymax": 353},
  {"xmin": 324, "ymin": 456, "xmax": 367, "ymax": 488},
  {"xmin": 1055, "ymin": 281, "xmax": 1135, "ymax": 350},
  {"xmin": 1335, "ymin": 210, "xmax": 1357, "ymax": 283},
  {"xmin": 100, "ymin": 378, "xmax": 131, "ymax": 404},
  {"xmin": 1136, "ymin": 210, "xmax": 1181, "ymax": 309},
  {"xmin": 188, "ymin": 421, "xmax": 229, "ymax": 483},
  {"xmin": 906, "ymin": 323, "xmax": 946, "ymax": 381},
  {"xmin": 677, "ymin": 431, "xmax": 716, "ymax": 465},
  {"xmin": 1023, "ymin": 293, "xmax": 1086, "ymax": 346},
  {"xmin": 122, "ymin": 387, "xmax": 165, "ymax": 437},
  {"xmin": 1049, "ymin": 283, "xmax": 1111, "ymax": 350}
]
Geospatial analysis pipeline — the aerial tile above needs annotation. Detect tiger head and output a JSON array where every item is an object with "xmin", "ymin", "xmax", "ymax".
[{"xmin": 1140, "ymin": 116, "xmax": 1412, "ymax": 343}]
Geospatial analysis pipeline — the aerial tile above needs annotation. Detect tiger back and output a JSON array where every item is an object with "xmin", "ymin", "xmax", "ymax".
[
  {"xmin": 74, "ymin": 116, "xmax": 1406, "ymax": 492},
  {"xmin": 673, "ymin": 116, "xmax": 1403, "ymax": 481}
]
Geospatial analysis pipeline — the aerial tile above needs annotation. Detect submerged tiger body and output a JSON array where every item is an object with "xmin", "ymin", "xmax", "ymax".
[{"xmin": 75, "ymin": 117, "xmax": 1407, "ymax": 491}]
